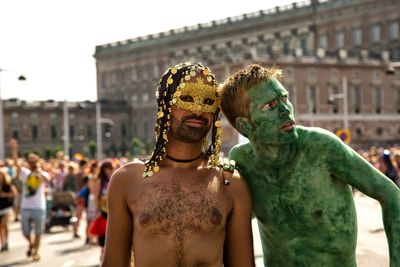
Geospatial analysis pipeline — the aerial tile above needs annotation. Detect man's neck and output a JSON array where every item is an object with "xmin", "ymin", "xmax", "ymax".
[
  {"xmin": 164, "ymin": 138, "xmax": 204, "ymax": 166},
  {"xmin": 250, "ymin": 139, "xmax": 298, "ymax": 168}
]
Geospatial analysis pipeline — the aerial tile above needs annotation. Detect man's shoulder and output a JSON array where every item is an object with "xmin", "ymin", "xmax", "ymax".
[
  {"xmin": 229, "ymin": 142, "xmax": 253, "ymax": 162},
  {"xmin": 111, "ymin": 159, "xmax": 145, "ymax": 183},
  {"xmin": 296, "ymin": 126, "xmax": 342, "ymax": 147}
]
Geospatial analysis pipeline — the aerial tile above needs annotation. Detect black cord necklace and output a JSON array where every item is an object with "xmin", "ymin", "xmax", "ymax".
[{"xmin": 166, "ymin": 153, "xmax": 203, "ymax": 163}]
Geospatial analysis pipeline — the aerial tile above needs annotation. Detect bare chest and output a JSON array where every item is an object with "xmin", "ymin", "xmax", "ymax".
[{"xmin": 130, "ymin": 179, "xmax": 229, "ymax": 235}]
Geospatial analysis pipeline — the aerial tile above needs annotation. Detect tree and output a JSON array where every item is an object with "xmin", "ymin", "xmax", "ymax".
[{"xmin": 129, "ymin": 137, "xmax": 145, "ymax": 157}]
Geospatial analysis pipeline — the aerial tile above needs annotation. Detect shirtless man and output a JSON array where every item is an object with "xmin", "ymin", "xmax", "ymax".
[
  {"xmin": 219, "ymin": 64, "xmax": 400, "ymax": 267},
  {"xmin": 102, "ymin": 62, "xmax": 254, "ymax": 267}
]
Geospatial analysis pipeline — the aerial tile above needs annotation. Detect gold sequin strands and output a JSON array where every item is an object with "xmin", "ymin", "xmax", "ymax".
[{"xmin": 143, "ymin": 62, "xmax": 222, "ymax": 177}]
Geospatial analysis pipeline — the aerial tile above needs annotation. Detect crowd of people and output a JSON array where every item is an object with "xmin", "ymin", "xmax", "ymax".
[
  {"xmin": 0, "ymin": 141, "xmax": 399, "ymax": 261},
  {"xmin": 0, "ymin": 139, "xmax": 124, "ymax": 261}
]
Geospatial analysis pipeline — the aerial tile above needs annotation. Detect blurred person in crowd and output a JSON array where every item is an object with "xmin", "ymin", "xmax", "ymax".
[
  {"xmin": 380, "ymin": 149, "xmax": 400, "ymax": 188},
  {"xmin": 219, "ymin": 64, "xmax": 400, "ymax": 267},
  {"xmin": 102, "ymin": 62, "xmax": 254, "ymax": 267},
  {"xmin": 75, "ymin": 160, "xmax": 89, "ymax": 193},
  {"xmin": 63, "ymin": 162, "xmax": 78, "ymax": 192},
  {"xmin": 11, "ymin": 139, "xmax": 50, "ymax": 261},
  {"xmin": 0, "ymin": 168, "xmax": 17, "ymax": 251},
  {"xmin": 8, "ymin": 159, "xmax": 22, "ymax": 222},
  {"xmin": 84, "ymin": 161, "xmax": 99, "ymax": 244},
  {"xmin": 54, "ymin": 161, "xmax": 67, "ymax": 192},
  {"xmin": 90, "ymin": 160, "xmax": 114, "ymax": 259}
]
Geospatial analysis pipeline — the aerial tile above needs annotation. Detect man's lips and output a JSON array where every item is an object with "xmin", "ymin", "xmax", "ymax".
[
  {"xmin": 184, "ymin": 119, "xmax": 206, "ymax": 127},
  {"xmin": 280, "ymin": 120, "xmax": 296, "ymax": 132}
]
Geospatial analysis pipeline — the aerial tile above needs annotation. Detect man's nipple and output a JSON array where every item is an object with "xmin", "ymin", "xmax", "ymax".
[
  {"xmin": 210, "ymin": 207, "xmax": 222, "ymax": 225},
  {"xmin": 139, "ymin": 212, "xmax": 151, "ymax": 224}
]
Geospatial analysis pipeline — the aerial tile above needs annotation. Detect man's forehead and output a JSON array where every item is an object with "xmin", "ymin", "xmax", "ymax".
[{"xmin": 249, "ymin": 78, "xmax": 287, "ymax": 97}]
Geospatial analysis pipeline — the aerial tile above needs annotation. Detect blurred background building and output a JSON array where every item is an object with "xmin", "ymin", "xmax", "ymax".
[{"xmin": 3, "ymin": 0, "xmax": 400, "ymax": 157}]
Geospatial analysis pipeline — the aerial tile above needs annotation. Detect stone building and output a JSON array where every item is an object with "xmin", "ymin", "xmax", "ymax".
[
  {"xmin": 94, "ymin": 0, "xmax": 400, "ymax": 150},
  {"xmin": 3, "ymin": 0, "xmax": 400, "ymax": 158},
  {"xmin": 3, "ymin": 99, "xmax": 131, "ymax": 157}
]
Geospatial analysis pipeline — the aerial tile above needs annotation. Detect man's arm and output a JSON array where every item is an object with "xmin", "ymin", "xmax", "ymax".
[
  {"xmin": 223, "ymin": 170, "xmax": 255, "ymax": 267},
  {"xmin": 102, "ymin": 166, "xmax": 133, "ymax": 267},
  {"xmin": 323, "ymin": 131, "xmax": 400, "ymax": 266}
]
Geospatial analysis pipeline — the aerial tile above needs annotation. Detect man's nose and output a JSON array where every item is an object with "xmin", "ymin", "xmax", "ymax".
[{"xmin": 279, "ymin": 103, "xmax": 290, "ymax": 118}]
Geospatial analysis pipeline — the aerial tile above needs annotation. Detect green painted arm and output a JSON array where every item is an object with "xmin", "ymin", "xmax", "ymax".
[{"xmin": 323, "ymin": 130, "xmax": 400, "ymax": 266}]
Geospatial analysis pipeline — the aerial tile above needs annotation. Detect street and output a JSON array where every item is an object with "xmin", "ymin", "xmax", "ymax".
[{"xmin": 0, "ymin": 194, "xmax": 389, "ymax": 267}]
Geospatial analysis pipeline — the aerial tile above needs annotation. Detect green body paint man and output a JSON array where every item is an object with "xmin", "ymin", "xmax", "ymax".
[{"xmin": 219, "ymin": 64, "xmax": 400, "ymax": 267}]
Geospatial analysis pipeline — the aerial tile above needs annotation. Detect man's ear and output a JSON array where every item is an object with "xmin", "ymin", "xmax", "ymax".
[{"xmin": 235, "ymin": 117, "xmax": 253, "ymax": 137}]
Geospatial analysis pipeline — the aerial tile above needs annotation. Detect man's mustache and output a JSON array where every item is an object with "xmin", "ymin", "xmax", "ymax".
[{"xmin": 182, "ymin": 114, "xmax": 209, "ymax": 124}]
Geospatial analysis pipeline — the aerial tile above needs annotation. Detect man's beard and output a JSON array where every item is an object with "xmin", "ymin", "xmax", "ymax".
[{"xmin": 169, "ymin": 114, "xmax": 211, "ymax": 143}]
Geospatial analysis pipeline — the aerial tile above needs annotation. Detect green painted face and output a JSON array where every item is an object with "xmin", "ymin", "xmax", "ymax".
[{"xmin": 247, "ymin": 78, "xmax": 298, "ymax": 144}]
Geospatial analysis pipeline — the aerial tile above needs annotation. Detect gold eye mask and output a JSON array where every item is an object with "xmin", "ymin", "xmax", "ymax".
[{"xmin": 172, "ymin": 78, "xmax": 220, "ymax": 113}]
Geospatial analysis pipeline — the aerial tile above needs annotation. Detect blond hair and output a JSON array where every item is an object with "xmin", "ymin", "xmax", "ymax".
[{"xmin": 218, "ymin": 64, "xmax": 282, "ymax": 128}]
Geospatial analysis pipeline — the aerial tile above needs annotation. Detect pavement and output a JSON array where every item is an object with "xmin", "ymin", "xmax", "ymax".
[{"xmin": 0, "ymin": 193, "xmax": 389, "ymax": 267}]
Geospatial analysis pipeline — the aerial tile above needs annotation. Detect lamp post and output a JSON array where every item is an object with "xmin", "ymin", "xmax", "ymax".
[
  {"xmin": 0, "ymin": 69, "xmax": 26, "ymax": 160},
  {"xmin": 328, "ymin": 76, "xmax": 349, "ymax": 130},
  {"xmin": 63, "ymin": 101, "xmax": 70, "ymax": 158},
  {"xmin": 96, "ymin": 100, "xmax": 114, "ymax": 160}
]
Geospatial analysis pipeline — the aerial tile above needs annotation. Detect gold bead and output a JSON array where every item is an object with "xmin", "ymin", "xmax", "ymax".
[
  {"xmin": 207, "ymin": 76, "xmax": 212, "ymax": 82},
  {"xmin": 190, "ymin": 70, "xmax": 197, "ymax": 77},
  {"xmin": 175, "ymin": 90, "xmax": 182, "ymax": 97},
  {"xmin": 167, "ymin": 77, "xmax": 173, "ymax": 85},
  {"xmin": 157, "ymin": 111, "xmax": 164, "ymax": 118},
  {"xmin": 171, "ymin": 67, "xmax": 177, "ymax": 74},
  {"xmin": 153, "ymin": 166, "xmax": 160, "ymax": 173},
  {"xmin": 203, "ymin": 69, "xmax": 209, "ymax": 76},
  {"xmin": 179, "ymin": 82, "xmax": 185, "ymax": 88},
  {"xmin": 215, "ymin": 120, "xmax": 222, "ymax": 127},
  {"xmin": 185, "ymin": 75, "xmax": 191, "ymax": 81}
]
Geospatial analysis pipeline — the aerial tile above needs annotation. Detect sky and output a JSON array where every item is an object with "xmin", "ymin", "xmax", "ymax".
[{"xmin": 0, "ymin": 0, "xmax": 298, "ymax": 102}]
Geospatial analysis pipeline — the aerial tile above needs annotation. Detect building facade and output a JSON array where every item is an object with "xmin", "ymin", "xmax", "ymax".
[
  {"xmin": 3, "ymin": 99, "xmax": 132, "ymax": 158},
  {"xmin": 3, "ymin": 0, "xmax": 400, "ymax": 159},
  {"xmin": 94, "ymin": 0, "xmax": 400, "ymax": 150}
]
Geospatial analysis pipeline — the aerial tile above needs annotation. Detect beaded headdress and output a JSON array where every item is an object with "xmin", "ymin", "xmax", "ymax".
[{"xmin": 143, "ymin": 62, "xmax": 222, "ymax": 177}]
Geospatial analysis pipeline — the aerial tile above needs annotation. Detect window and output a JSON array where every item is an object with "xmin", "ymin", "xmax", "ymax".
[
  {"xmin": 51, "ymin": 125, "xmax": 57, "ymax": 141},
  {"xmin": 86, "ymin": 124, "xmax": 93, "ymax": 139},
  {"xmin": 153, "ymin": 64, "xmax": 159, "ymax": 79},
  {"xmin": 121, "ymin": 124, "xmax": 127, "ymax": 138},
  {"xmin": 352, "ymin": 28, "xmax": 362, "ymax": 46},
  {"xmin": 142, "ymin": 92, "xmax": 149, "ymax": 102},
  {"xmin": 32, "ymin": 125, "xmax": 38, "ymax": 140},
  {"xmin": 389, "ymin": 21, "xmax": 399, "ymax": 40},
  {"xmin": 300, "ymin": 37, "xmax": 308, "ymax": 53},
  {"xmin": 141, "ymin": 65, "xmax": 148, "ymax": 81},
  {"xmin": 11, "ymin": 112, "xmax": 19, "ymax": 120},
  {"xmin": 371, "ymin": 24, "xmax": 381, "ymax": 43},
  {"xmin": 373, "ymin": 87, "xmax": 382, "ymax": 114},
  {"xmin": 319, "ymin": 34, "xmax": 327, "ymax": 49},
  {"xmin": 352, "ymin": 86, "xmax": 362, "ymax": 114},
  {"xmin": 69, "ymin": 126, "xmax": 75, "ymax": 139},
  {"xmin": 308, "ymin": 86, "xmax": 317, "ymax": 114},
  {"xmin": 336, "ymin": 31, "xmax": 345, "ymax": 48},
  {"xmin": 283, "ymin": 40, "xmax": 290, "ymax": 55},
  {"xmin": 131, "ymin": 66, "xmax": 137, "ymax": 82},
  {"xmin": 330, "ymin": 87, "xmax": 340, "ymax": 113}
]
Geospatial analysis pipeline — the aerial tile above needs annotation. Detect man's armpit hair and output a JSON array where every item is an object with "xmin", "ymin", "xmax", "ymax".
[{"xmin": 218, "ymin": 64, "xmax": 282, "ymax": 129}]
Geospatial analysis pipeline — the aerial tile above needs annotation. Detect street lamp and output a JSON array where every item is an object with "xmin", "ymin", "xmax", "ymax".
[
  {"xmin": 0, "ymin": 69, "xmax": 26, "ymax": 160},
  {"xmin": 96, "ymin": 100, "xmax": 114, "ymax": 160},
  {"xmin": 327, "ymin": 76, "xmax": 349, "ymax": 130}
]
